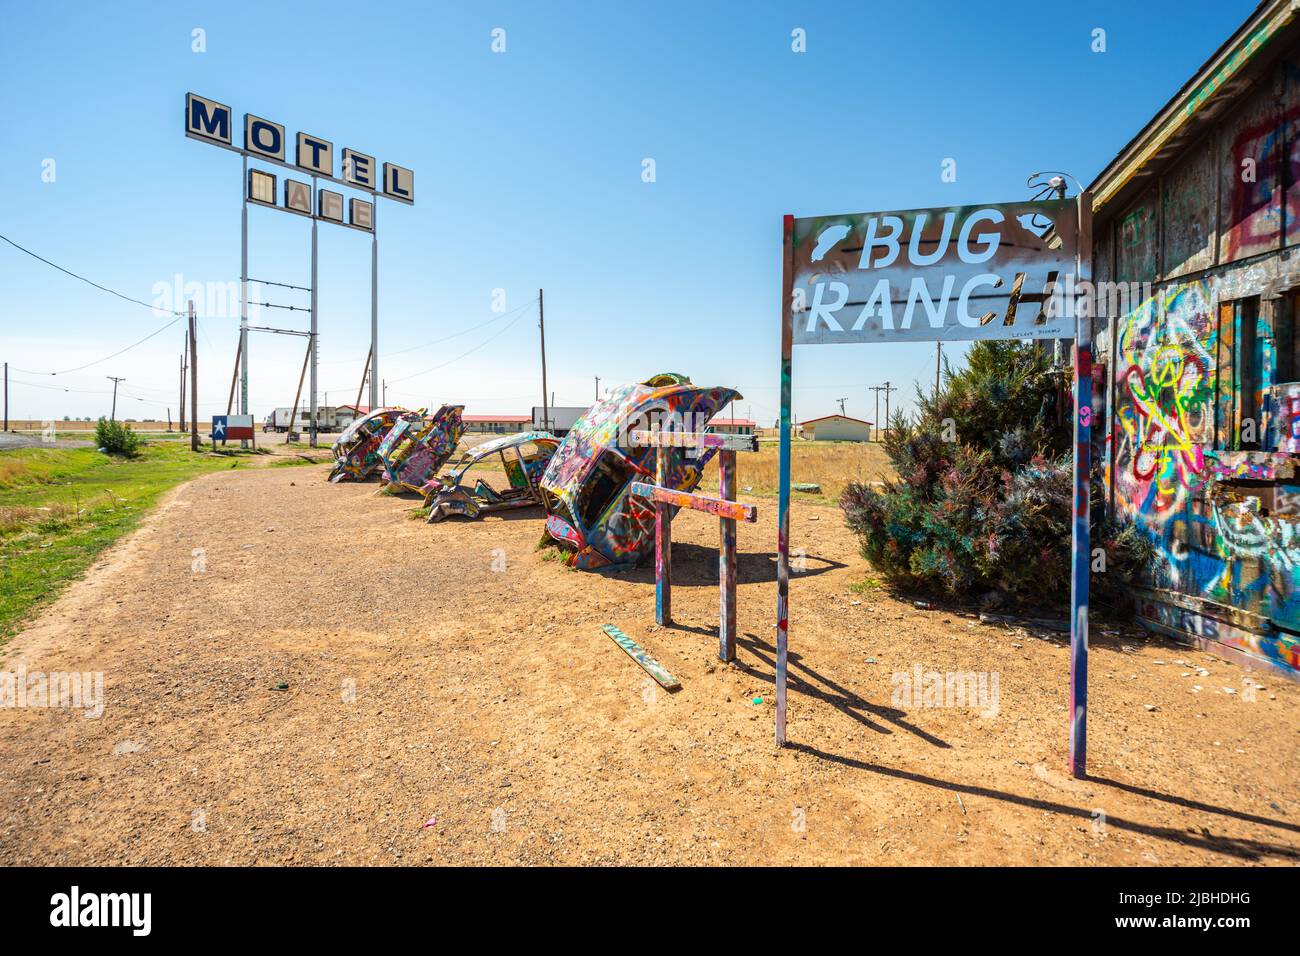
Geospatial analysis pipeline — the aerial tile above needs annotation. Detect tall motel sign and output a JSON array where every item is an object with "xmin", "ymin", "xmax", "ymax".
[
  {"xmin": 775, "ymin": 195, "xmax": 1095, "ymax": 777},
  {"xmin": 184, "ymin": 92, "xmax": 415, "ymax": 444}
]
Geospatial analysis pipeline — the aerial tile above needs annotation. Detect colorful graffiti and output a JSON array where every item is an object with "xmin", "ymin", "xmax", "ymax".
[
  {"xmin": 328, "ymin": 407, "xmax": 407, "ymax": 482},
  {"xmin": 1115, "ymin": 281, "xmax": 1214, "ymax": 520},
  {"xmin": 539, "ymin": 373, "xmax": 739, "ymax": 570},
  {"xmin": 1111, "ymin": 271, "xmax": 1300, "ymax": 677},
  {"xmin": 377, "ymin": 404, "xmax": 466, "ymax": 495}
]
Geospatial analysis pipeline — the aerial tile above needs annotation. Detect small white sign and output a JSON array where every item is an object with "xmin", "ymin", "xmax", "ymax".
[
  {"xmin": 318, "ymin": 189, "xmax": 344, "ymax": 223},
  {"xmin": 382, "ymin": 162, "xmax": 414, "ymax": 204},
  {"xmin": 284, "ymin": 179, "xmax": 312, "ymax": 215},
  {"xmin": 342, "ymin": 149, "xmax": 376, "ymax": 189},
  {"xmin": 350, "ymin": 198, "xmax": 374, "ymax": 231},
  {"xmin": 296, "ymin": 132, "xmax": 334, "ymax": 176},
  {"xmin": 247, "ymin": 169, "xmax": 276, "ymax": 206},
  {"xmin": 186, "ymin": 92, "xmax": 232, "ymax": 145},
  {"xmin": 245, "ymin": 114, "xmax": 285, "ymax": 161}
]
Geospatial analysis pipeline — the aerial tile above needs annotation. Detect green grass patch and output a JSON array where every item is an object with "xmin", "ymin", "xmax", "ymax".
[{"xmin": 0, "ymin": 443, "xmax": 234, "ymax": 644}]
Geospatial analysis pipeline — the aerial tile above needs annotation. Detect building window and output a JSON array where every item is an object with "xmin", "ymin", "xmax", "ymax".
[
  {"xmin": 1276, "ymin": 293, "xmax": 1300, "ymax": 386},
  {"xmin": 1215, "ymin": 296, "xmax": 1262, "ymax": 450}
]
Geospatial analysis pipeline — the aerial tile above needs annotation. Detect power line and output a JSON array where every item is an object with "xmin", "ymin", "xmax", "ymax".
[
  {"xmin": 0, "ymin": 232, "xmax": 185, "ymax": 317},
  {"xmin": 382, "ymin": 304, "xmax": 534, "ymax": 386}
]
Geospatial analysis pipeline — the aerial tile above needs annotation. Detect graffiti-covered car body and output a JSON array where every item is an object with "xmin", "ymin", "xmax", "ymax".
[
  {"xmin": 328, "ymin": 407, "xmax": 407, "ymax": 482},
  {"xmin": 377, "ymin": 404, "xmax": 466, "ymax": 494},
  {"xmin": 422, "ymin": 431, "xmax": 559, "ymax": 521},
  {"xmin": 539, "ymin": 373, "xmax": 740, "ymax": 569}
]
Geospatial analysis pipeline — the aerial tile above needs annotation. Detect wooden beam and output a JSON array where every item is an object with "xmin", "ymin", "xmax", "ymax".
[
  {"xmin": 718, "ymin": 450, "xmax": 738, "ymax": 662},
  {"xmin": 629, "ymin": 429, "xmax": 758, "ymax": 453},
  {"xmin": 630, "ymin": 482, "xmax": 758, "ymax": 523},
  {"xmin": 655, "ymin": 447, "xmax": 672, "ymax": 625},
  {"xmin": 602, "ymin": 624, "xmax": 681, "ymax": 690}
]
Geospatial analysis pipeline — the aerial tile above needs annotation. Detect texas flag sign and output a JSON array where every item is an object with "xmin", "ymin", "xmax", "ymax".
[{"xmin": 212, "ymin": 415, "xmax": 255, "ymax": 442}]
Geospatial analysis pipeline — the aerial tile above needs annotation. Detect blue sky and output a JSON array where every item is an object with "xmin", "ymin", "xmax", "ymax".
[{"xmin": 1, "ymin": 0, "xmax": 1255, "ymax": 425}]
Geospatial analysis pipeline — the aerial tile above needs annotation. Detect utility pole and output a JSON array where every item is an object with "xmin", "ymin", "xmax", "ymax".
[
  {"xmin": 836, "ymin": 396, "xmax": 848, "ymax": 416},
  {"xmin": 106, "ymin": 376, "xmax": 125, "ymax": 421},
  {"xmin": 287, "ymin": 334, "xmax": 312, "ymax": 444},
  {"xmin": 226, "ymin": 336, "xmax": 242, "ymax": 415},
  {"xmin": 3, "ymin": 361, "xmax": 8, "ymax": 432},
  {"xmin": 189, "ymin": 301, "xmax": 199, "ymax": 451},
  {"xmin": 869, "ymin": 385, "xmax": 884, "ymax": 441},
  {"xmin": 538, "ymin": 289, "xmax": 549, "ymax": 433},
  {"xmin": 179, "ymin": 329, "xmax": 188, "ymax": 431},
  {"xmin": 355, "ymin": 346, "xmax": 372, "ymax": 411},
  {"xmin": 882, "ymin": 380, "xmax": 897, "ymax": 441}
]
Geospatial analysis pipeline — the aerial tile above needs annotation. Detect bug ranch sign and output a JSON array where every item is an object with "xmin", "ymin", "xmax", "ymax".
[
  {"xmin": 775, "ymin": 195, "xmax": 1093, "ymax": 780},
  {"xmin": 791, "ymin": 199, "xmax": 1078, "ymax": 344}
]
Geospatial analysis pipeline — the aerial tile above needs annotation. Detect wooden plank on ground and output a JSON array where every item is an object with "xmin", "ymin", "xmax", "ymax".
[
  {"xmin": 629, "ymin": 482, "xmax": 758, "ymax": 522},
  {"xmin": 601, "ymin": 624, "xmax": 681, "ymax": 690}
]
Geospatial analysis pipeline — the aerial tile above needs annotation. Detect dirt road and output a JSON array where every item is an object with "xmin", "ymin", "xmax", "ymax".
[{"xmin": 0, "ymin": 465, "xmax": 1296, "ymax": 865}]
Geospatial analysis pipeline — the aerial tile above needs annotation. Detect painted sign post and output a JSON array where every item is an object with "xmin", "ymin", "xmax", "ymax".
[{"xmin": 776, "ymin": 195, "xmax": 1093, "ymax": 777}]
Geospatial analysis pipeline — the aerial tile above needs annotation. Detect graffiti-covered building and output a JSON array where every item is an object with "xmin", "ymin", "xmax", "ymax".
[{"xmin": 1091, "ymin": 0, "xmax": 1300, "ymax": 678}]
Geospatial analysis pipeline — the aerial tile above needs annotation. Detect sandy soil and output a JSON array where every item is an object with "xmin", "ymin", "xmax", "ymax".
[{"xmin": 0, "ymin": 464, "xmax": 1296, "ymax": 865}]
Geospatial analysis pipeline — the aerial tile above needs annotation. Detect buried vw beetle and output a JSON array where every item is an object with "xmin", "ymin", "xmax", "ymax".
[
  {"xmin": 376, "ymin": 404, "xmax": 466, "ymax": 494},
  {"xmin": 538, "ymin": 373, "xmax": 740, "ymax": 570},
  {"xmin": 422, "ymin": 431, "xmax": 559, "ymax": 521},
  {"xmin": 328, "ymin": 406, "xmax": 407, "ymax": 482}
]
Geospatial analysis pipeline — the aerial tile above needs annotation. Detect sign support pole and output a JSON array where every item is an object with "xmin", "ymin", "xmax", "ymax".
[
  {"xmin": 655, "ymin": 444, "xmax": 672, "ymax": 625},
  {"xmin": 1069, "ymin": 191, "xmax": 1094, "ymax": 779},
  {"xmin": 310, "ymin": 175, "xmax": 319, "ymax": 448},
  {"xmin": 719, "ymin": 449, "xmax": 738, "ymax": 662},
  {"xmin": 775, "ymin": 213, "xmax": 795, "ymax": 746},
  {"xmin": 370, "ymin": 201, "xmax": 379, "ymax": 411},
  {"xmin": 188, "ymin": 302, "xmax": 199, "ymax": 452},
  {"xmin": 239, "ymin": 154, "xmax": 250, "ymax": 448}
]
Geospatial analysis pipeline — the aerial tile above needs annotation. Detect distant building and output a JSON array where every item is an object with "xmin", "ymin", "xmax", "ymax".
[
  {"xmin": 336, "ymin": 404, "xmax": 371, "ymax": 428},
  {"xmin": 800, "ymin": 414, "xmax": 873, "ymax": 442},
  {"xmin": 463, "ymin": 413, "xmax": 531, "ymax": 434},
  {"xmin": 708, "ymin": 416, "xmax": 756, "ymax": 436},
  {"xmin": 532, "ymin": 406, "xmax": 589, "ymax": 436}
]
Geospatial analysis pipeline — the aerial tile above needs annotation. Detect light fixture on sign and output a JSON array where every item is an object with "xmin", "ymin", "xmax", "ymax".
[
  {"xmin": 318, "ymin": 189, "xmax": 344, "ymax": 223},
  {"xmin": 350, "ymin": 198, "xmax": 374, "ymax": 231},
  {"xmin": 248, "ymin": 169, "xmax": 276, "ymax": 207},
  {"xmin": 296, "ymin": 132, "xmax": 334, "ymax": 176},
  {"xmin": 284, "ymin": 179, "xmax": 312, "ymax": 215},
  {"xmin": 342, "ymin": 149, "xmax": 376, "ymax": 189},
  {"xmin": 245, "ymin": 114, "xmax": 285, "ymax": 161}
]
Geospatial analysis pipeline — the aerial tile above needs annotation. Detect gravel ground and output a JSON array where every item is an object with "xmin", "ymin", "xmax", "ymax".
[{"xmin": 0, "ymin": 464, "xmax": 1296, "ymax": 865}]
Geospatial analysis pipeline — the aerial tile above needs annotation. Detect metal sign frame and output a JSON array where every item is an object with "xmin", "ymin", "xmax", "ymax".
[
  {"xmin": 184, "ymin": 92, "xmax": 414, "ymax": 445},
  {"xmin": 775, "ymin": 192, "xmax": 1093, "ymax": 779}
]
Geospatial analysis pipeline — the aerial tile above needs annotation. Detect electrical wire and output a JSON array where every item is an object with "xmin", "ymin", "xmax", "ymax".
[
  {"xmin": 384, "ymin": 304, "xmax": 532, "ymax": 386},
  {"xmin": 0, "ymin": 232, "xmax": 185, "ymax": 316}
]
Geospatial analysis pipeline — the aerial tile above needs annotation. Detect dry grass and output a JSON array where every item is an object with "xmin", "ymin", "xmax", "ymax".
[{"xmin": 698, "ymin": 439, "xmax": 895, "ymax": 503}]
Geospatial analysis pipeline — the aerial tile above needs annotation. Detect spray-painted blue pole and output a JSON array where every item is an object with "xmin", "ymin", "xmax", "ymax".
[
  {"xmin": 775, "ymin": 214, "xmax": 795, "ymax": 746},
  {"xmin": 1070, "ymin": 191, "xmax": 1093, "ymax": 778}
]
